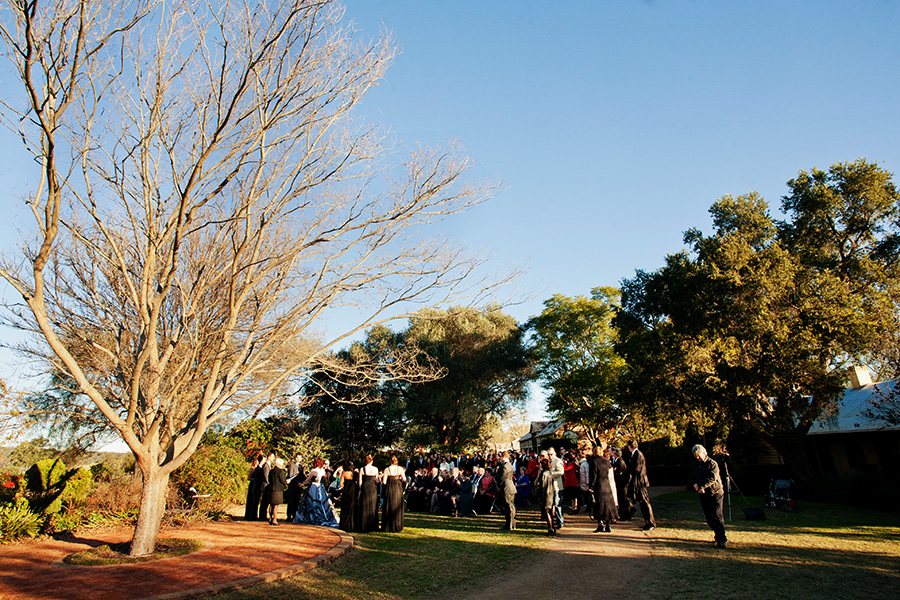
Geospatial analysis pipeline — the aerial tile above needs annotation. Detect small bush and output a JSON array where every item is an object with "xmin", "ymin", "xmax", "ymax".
[
  {"xmin": 25, "ymin": 458, "xmax": 67, "ymax": 495},
  {"xmin": 0, "ymin": 498, "xmax": 42, "ymax": 543},
  {"xmin": 171, "ymin": 442, "xmax": 246, "ymax": 507}
]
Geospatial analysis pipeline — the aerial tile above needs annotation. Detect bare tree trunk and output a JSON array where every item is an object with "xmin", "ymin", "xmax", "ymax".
[{"xmin": 131, "ymin": 464, "xmax": 170, "ymax": 557}]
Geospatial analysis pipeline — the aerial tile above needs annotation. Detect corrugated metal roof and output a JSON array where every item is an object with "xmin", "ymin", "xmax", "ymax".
[{"xmin": 808, "ymin": 379, "xmax": 899, "ymax": 435}]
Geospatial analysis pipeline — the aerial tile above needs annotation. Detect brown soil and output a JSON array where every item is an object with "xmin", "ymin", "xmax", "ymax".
[
  {"xmin": 457, "ymin": 486, "xmax": 682, "ymax": 600},
  {"xmin": 0, "ymin": 519, "xmax": 351, "ymax": 600}
]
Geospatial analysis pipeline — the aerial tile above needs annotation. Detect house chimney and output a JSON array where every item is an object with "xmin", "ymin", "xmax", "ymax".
[{"xmin": 849, "ymin": 365, "xmax": 873, "ymax": 389}]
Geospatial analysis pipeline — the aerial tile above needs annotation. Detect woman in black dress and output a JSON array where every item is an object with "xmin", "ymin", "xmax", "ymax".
[
  {"xmin": 339, "ymin": 460, "xmax": 359, "ymax": 532},
  {"xmin": 590, "ymin": 446, "xmax": 617, "ymax": 533},
  {"xmin": 244, "ymin": 454, "xmax": 262, "ymax": 521},
  {"xmin": 380, "ymin": 455, "xmax": 407, "ymax": 532},
  {"xmin": 268, "ymin": 457, "xmax": 288, "ymax": 526},
  {"xmin": 357, "ymin": 455, "xmax": 379, "ymax": 532}
]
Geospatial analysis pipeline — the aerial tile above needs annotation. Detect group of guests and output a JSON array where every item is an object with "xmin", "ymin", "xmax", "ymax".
[
  {"xmin": 241, "ymin": 441, "xmax": 726, "ymax": 549},
  {"xmin": 336, "ymin": 454, "xmax": 407, "ymax": 533},
  {"xmin": 244, "ymin": 452, "xmax": 339, "ymax": 527}
]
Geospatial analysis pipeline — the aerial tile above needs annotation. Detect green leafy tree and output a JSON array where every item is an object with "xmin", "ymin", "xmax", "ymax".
[
  {"xmin": 402, "ymin": 306, "xmax": 532, "ymax": 449},
  {"xmin": 526, "ymin": 287, "xmax": 626, "ymax": 444},
  {"xmin": 617, "ymin": 161, "xmax": 900, "ymax": 478},
  {"xmin": 302, "ymin": 327, "xmax": 411, "ymax": 458}
]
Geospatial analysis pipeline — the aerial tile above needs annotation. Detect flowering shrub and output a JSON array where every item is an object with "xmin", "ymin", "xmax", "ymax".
[{"xmin": 0, "ymin": 473, "xmax": 23, "ymax": 504}]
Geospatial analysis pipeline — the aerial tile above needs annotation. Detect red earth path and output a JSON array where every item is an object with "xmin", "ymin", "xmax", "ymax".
[{"xmin": 0, "ymin": 520, "xmax": 352, "ymax": 600}]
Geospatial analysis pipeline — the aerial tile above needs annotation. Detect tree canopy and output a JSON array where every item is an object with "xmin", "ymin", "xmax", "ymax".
[
  {"xmin": 616, "ymin": 159, "xmax": 900, "ymax": 477},
  {"xmin": 526, "ymin": 287, "xmax": 626, "ymax": 444}
]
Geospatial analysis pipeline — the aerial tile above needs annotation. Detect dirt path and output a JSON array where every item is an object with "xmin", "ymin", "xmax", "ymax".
[
  {"xmin": 458, "ymin": 486, "xmax": 682, "ymax": 600},
  {"xmin": 0, "ymin": 520, "xmax": 351, "ymax": 600}
]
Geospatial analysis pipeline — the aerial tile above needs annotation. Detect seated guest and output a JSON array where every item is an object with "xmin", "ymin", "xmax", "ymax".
[
  {"xmin": 515, "ymin": 465, "xmax": 530, "ymax": 507},
  {"xmin": 475, "ymin": 467, "xmax": 496, "ymax": 515}
]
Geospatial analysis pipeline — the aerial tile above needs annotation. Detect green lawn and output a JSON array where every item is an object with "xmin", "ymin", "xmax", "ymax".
[{"xmin": 207, "ymin": 496, "xmax": 900, "ymax": 600}]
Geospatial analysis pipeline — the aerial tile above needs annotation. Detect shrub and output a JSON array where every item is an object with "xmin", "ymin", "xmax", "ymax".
[
  {"xmin": 171, "ymin": 442, "xmax": 247, "ymax": 507},
  {"xmin": 0, "ymin": 498, "xmax": 42, "ymax": 543},
  {"xmin": 275, "ymin": 431, "xmax": 334, "ymax": 472},
  {"xmin": 25, "ymin": 458, "xmax": 67, "ymax": 495}
]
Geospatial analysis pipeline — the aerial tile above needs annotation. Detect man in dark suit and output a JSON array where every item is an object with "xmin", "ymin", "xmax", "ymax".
[
  {"xmin": 285, "ymin": 453, "xmax": 304, "ymax": 522},
  {"xmin": 690, "ymin": 444, "xmax": 727, "ymax": 548},
  {"xmin": 626, "ymin": 440, "xmax": 656, "ymax": 530},
  {"xmin": 257, "ymin": 452, "xmax": 274, "ymax": 521},
  {"xmin": 496, "ymin": 450, "xmax": 517, "ymax": 530}
]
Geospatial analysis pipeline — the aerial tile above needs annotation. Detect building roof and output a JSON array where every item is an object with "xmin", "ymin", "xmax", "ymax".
[{"xmin": 808, "ymin": 379, "xmax": 899, "ymax": 435}]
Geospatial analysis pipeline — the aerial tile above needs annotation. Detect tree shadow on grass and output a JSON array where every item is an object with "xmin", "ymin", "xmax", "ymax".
[{"xmin": 645, "ymin": 533, "xmax": 900, "ymax": 600}]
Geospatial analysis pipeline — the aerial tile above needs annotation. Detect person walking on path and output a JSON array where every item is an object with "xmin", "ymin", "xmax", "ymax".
[
  {"xmin": 547, "ymin": 447, "xmax": 565, "ymax": 529},
  {"xmin": 690, "ymin": 444, "xmax": 727, "ymax": 548},
  {"xmin": 626, "ymin": 440, "xmax": 656, "ymax": 531},
  {"xmin": 589, "ymin": 445, "xmax": 617, "ymax": 533}
]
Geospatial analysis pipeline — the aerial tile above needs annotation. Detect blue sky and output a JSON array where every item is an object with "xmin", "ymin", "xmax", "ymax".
[{"xmin": 2, "ymin": 0, "xmax": 899, "ymax": 422}]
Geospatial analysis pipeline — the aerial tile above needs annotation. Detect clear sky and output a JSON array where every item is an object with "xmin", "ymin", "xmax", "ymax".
[
  {"xmin": 338, "ymin": 0, "xmax": 900, "ymax": 418},
  {"xmin": 2, "ymin": 0, "xmax": 899, "ymax": 422}
]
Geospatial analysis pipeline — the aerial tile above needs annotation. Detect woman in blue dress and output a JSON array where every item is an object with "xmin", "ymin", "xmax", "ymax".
[{"xmin": 294, "ymin": 458, "xmax": 339, "ymax": 527}]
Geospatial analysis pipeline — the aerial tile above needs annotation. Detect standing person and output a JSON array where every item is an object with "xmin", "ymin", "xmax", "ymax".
[
  {"xmin": 610, "ymin": 447, "xmax": 630, "ymax": 521},
  {"xmin": 244, "ymin": 454, "xmax": 262, "ymax": 521},
  {"xmin": 690, "ymin": 444, "xmax": 727, "ymax": 548},
  {"xmin": 547, "ymin": 448, "xmax": 565, "ymax": 529},
  {"xmin": 357, "ymin": 455, "xmax": 380, "ymax": 532},
  {"xmin": 339, "ymin": 460, "xmax": 359, "ymax": 532},
  {"xmin": 268, "ymin": 457, "xmax": 288, "ymax": 526},
  {"xmin": 563, "ymin": 453, "xmax": 580, "ymax": 513},
  {"xmin": 578, "ymin": 451, "xmax": 592, "ymax": 515},
  {"xmin": 535, "ymin": 457, "xmax": 556, "ymax": 536},
  {"xmin": 589, "ymin": 445, "xmax": 617, "ymax": 533},
  {"xmin": 258, "ymin": 452, "xmax": 275, "ymax": 521},
  {"xmin": 285, "ymin": 453, "xmax": 304, "ymax": 523},
  {"xmin": 496, "ymin": 450, "xmax": 517, "ymax": 530},
  {"xmin": 626, "ymin": 440, "xmax": 657, "ymax": 531},
  {"xmin": 381, "ymin": 455, "xmax": 407, "ymax": 532}
]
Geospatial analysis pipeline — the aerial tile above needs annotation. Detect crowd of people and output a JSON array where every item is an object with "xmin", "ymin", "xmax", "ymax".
[{"xmin": 241, "ymin": 439, "xmax": 669, "ymax": 540}]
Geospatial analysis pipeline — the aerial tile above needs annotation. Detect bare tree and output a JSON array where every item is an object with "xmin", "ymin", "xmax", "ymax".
[{"xmin": 0, "ymin": 0, "xmax": 504, "ymax": 555}]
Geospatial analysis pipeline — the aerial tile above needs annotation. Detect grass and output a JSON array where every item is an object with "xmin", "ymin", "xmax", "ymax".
[
  {"xmin": 639, "ymin": 493, "xmax": 900, "ymax": 599},
  {"xmin": 207, "ymin": 496, "xmax": 900, "ymax": 600},
  {"xmin": 208, "ymin": 508, "xmax": 553, "ymax": 600},
  {"xmin": 64, "ymin": 537, "xmax": 204, "ymax": 566}
]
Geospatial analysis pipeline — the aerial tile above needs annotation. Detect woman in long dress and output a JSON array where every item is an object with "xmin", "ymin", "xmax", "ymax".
[
  {"xmin": 294, "ymin": 458, "xmax": 339, "ymax": 527},
  {"xmin": 339, "ymin": 460, "xmax": 359, "ymax": 532},
  {"xmin": 244, "ymin": 454, "xmax": 262, "ymax": 521},
  {"xmin": 357, "ymin": 454, "xmax": 380, "ymax": 532},
  {"xmin": 590, "ymin": 447, "xmax": 618, "ymax": 533},
  {"xmin": 381, "ymin": 455, "xmax": 407, "ymax": 532}
]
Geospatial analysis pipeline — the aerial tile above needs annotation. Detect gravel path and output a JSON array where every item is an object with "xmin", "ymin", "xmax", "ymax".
[{"xmin": 459, "ymin": 486, "xmax": 682, "ymax": 600}]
